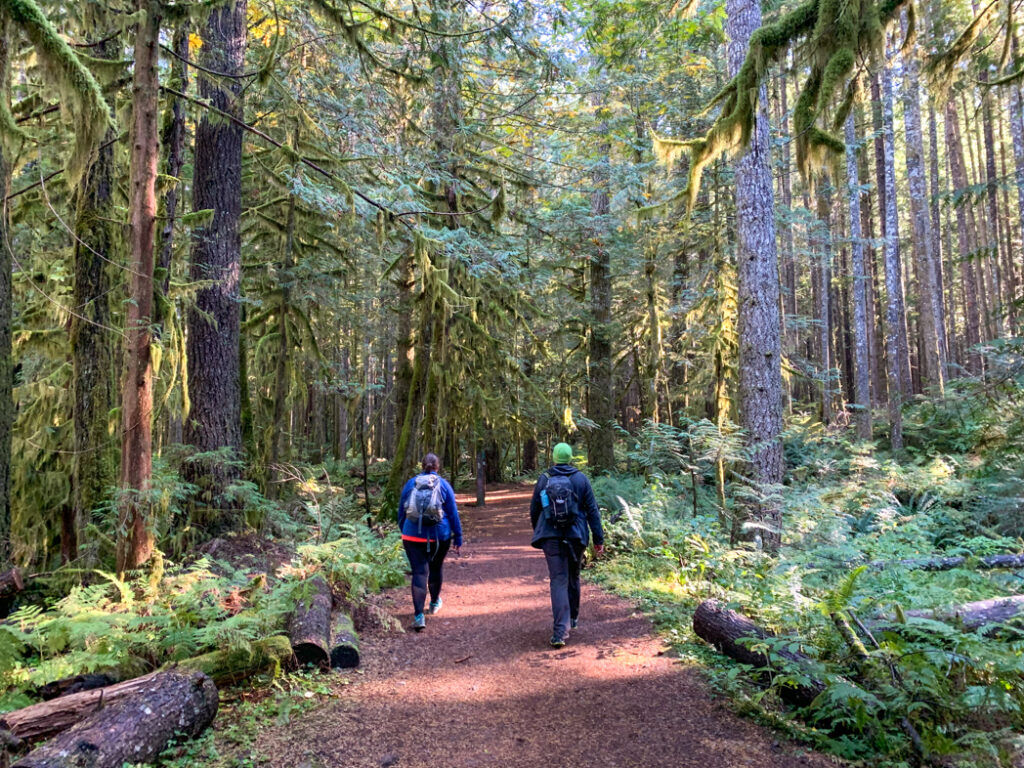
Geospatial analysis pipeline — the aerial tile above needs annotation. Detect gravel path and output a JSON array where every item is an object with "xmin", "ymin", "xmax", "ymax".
[{"xmin": 263, "ymin": 485, "xmax": 838, "ymax": 768}]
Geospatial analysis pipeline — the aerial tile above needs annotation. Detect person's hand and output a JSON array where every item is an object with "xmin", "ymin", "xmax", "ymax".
[{"xmin": 594, "ymin": 544, "xmax": 605, "ymax": 557}]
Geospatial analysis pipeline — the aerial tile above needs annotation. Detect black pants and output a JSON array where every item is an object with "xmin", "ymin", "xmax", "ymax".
[
  {"xmin": 542, "ymin": 539, "xmax": 584, "ymax": 638},
  {"xmin": 403, "ymin": 539, "xmax": 451, "ymax": 615}
]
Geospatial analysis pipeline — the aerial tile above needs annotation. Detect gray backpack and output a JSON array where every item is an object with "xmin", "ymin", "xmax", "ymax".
[{"xmin": 406, "ymin": 474, "xmax": 444, "ymax": 526}]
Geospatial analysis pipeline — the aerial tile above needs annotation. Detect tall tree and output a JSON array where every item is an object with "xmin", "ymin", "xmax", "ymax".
[
  {"xmin": 588, "ymin": 87, "xmax": 615, "ymax": 473},
  {"xmin": 728, "ymin": 0, "xmax": 783, "ymax": 551},
  {"xmin": 900, "ymin": 22, "xmax": 945, "ymax": 393},
  {"xmin": 846, "ymin": 113, "xmax": 872, "ymax": 440},
  {"xmin": 880, "ymin": 54, "xmax": 908, "ymax": 451},
  {"xmin": 184, "ymin": 0, "xmax": 247, "ymax": 511},
  {"xmin": 118, "ymin": 0, "xmax": 162, "ymax": 572},
  {"xmin": 0, "ymin": 16, "xmax": 10, "ymax": 567}
]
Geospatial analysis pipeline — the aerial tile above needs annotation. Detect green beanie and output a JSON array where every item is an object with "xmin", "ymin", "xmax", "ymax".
[{"xmin": 552, "ymin": 443, "xmax": 573, "ymax": 464}]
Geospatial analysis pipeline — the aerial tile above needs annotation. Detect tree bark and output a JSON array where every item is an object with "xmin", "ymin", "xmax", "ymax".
[
  {"xmin": 1006, "ymin": 67, "xmax": 1024, "ymax": 332},
  {"xmin": 1, "ymin": 670, "xmax": 214, "ymax": 745},
  {"xmin": 117, "ymin": 0, "xmax": 162, "ymax": 573},
  {"xmin": 288, "ymin": 576, "xmax": 332, "ymax": 668},
  {"xmin": 0, "ymin": 16, "xmax": 12, "ymax": 569},
  {"xmin": 728, "ymin": 0, "xmax": 783, "ymax": 551},
  {"xmin": 11, "ymin": 671, "xmax": 217, "ymax": 768},
  {"xmin": 846, "ymin": 115, "xmax": 872, "ymax": 440},
  {"xmin": 184, "ymin": 0, "xmax": 246, "ymax": 509},
  {"xmin": 926, "ymin": 102, "xmax": 949, "ymax": 371},
  {"xmin": 814, "ymin": 181, "xmax": 833, "ymax": 425}
]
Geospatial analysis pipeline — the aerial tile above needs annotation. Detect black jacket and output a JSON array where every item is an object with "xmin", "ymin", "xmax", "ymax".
[{"xmin": 530, "ymin": 464, "xmax": 604, "ymax": 548}]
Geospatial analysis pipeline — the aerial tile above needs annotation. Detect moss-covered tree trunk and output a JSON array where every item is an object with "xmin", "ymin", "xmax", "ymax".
[
  {"xmin": 0, "ymin": 15, "xmax": 11, "ymax": 568},
  {"xmin": 269, "ymin": 194, "xmax": 296, "ymax": 497},
  {"xmin": 814, "ymin": 181, "xmax": 833, "ymax": 425},
  {"xmin": 69, "ymin": 20, "xmax": 118, "ymax": 563},
  {"xmin": 185, "ymin": 0, "xmax": 246, "ymax": 514},
  {"xmin": 118, "ymin": 0, "xmax": 162, "ymax": 573},
  {"xmin": 727, "ymin": 0, "xmax": 783, "ymax": 551}
]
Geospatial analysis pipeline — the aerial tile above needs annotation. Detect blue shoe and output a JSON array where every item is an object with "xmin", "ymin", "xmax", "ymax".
[
  {"xmin": 549, "ymin": 635, "xmax": 566, "ymax": 648},
  {"xmin": 412, "ymin": 613, "xmax": 426, "ymax": 632},
  {"xmin": 571, "ymin": 617, "xmax": 579, "ymax": 630},
  {"xmin": 428, "ymin": 598, "xmax": 442, "ymax": 615}
]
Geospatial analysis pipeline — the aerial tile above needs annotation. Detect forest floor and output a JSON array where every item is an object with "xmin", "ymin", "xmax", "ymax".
[{"xmin": 256, "ymin": 485, "xmax": 840, "ymax": 768}]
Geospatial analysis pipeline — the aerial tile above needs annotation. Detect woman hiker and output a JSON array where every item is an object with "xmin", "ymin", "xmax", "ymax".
[
  {"xmin": 397, "ymin": 453, "xmax": 462, "ymax": 631},
  {"xmin": 530, "ymin": 442, "xmax": 604, "ymax": 648}
]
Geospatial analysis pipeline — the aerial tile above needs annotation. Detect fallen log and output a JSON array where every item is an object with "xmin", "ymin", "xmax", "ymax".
[
  {"xmin": 809, "ymin": 553, "xmax": 1024, "ymax": 572},
  {"xmin": 169, "ymin": 635, "xmax": 294, "ymax": 684},
  {"xmin": 1, "ymin": 671, "xmax": 174, "ymax": 744},
  {"xmin": 329, "ymin": 613, "xmax": 360, "ymax": 669},
  {"xmin": 288, "ymin": 576, "xmax": 332, "ymax": 668},
  {"xmin": 692, "ymin": 599, "xmax": 825, "ymax": 706},
  {"xmin": 900, "ymin": 594, "xmax": 1024, "ymax": 635},
  {"xmin": 11, "ymin": 670, "xmax": 217, "ymax": 768},
  {"xmin": 36, "ymin": 674, "xmax": 116, "ymax": 702}
]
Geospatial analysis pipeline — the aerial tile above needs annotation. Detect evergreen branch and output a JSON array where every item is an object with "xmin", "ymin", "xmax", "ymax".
[{"xmin": 347, "ymin": 0, "xmax": 503, "ymax": 38}]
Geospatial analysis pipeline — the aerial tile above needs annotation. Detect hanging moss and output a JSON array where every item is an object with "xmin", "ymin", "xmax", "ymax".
[
  {"xmin": 672, "ymin": 0, "xmax": 908, "ymax": 206},
  {"xmin": 0, "ymin": 0, "xmax": 112, "ymax": 188}
]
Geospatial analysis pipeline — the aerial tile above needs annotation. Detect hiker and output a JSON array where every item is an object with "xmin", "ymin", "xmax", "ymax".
[
  {"xmin": 530, "ymin": 442, "xmax": 604, "ymax": 648},
  {"xmin": 398, "ymin": 453, "xmax": 462, "ymax": 632}
]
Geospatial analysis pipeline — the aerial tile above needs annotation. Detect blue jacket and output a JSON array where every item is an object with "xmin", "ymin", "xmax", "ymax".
[
  {"xmin": 397, "ymin": 472, "xmax": 462, "ymax": 547},
  {"xmin": 530, "ymin": 464, "xmax": 604, "ymax": 549}
]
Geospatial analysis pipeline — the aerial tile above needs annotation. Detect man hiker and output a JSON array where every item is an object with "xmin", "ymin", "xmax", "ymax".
[
  {"xmin": 530, "ymin": 442, "xmax": 604, "ymax": 648},
  {"xmin": 398, "ymin": 453, "xmax": 462, "ymax": 632}
]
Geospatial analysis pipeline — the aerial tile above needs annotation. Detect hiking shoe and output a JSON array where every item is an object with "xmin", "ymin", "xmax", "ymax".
[
  {"xmin": 549, "ymin": 635, "xmax": 566, "ymax": 649},
  {"xmin": 412, "ymin": 613, "xmax": 426, "ymax": 632},
  {"xmin": 570, "ymin": 617, "xmax": 579, "ymax": 630},
  {"xmin": 428, "ymin": 598, "xmax": 443, "ymax": 615}
]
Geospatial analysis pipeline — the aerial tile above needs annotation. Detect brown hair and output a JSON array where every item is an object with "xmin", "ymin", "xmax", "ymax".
[{"xmin": 421, "ymin": 453, "xmax": 440, "ymax": 473}]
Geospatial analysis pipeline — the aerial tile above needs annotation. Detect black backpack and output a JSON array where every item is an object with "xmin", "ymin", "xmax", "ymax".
[
  {"xmin": 543, "ymin": 472, "xmax": 578, "ymax": 531},
  {"xmin": 406, "ymin": 474, "xmax": 444, "ymax": 526}
]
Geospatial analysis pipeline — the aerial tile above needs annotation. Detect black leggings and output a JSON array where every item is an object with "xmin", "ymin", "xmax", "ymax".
[{"xmin": 403, "ymin": 539, "xmax": 451, "ymax": 615}]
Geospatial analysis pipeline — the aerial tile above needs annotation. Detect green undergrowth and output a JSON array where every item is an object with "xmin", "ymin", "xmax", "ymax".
[
  {"xmin": 591, "ymin": 382, "xmax": 1024, "ymax": 767},
  {"xmin": 0, "ymin": 463, "xmax": 404, "ymax": 723}
]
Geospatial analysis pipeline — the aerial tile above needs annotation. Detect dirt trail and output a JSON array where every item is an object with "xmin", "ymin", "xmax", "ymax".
[{"xmin": 265, "ymin": 485, "xmax": 837, "ymax": 768}]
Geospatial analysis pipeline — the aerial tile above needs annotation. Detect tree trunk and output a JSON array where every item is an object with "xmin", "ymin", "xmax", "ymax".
[
  {"xmin": 927, "ymin": 102, "xmax": 949, "ymax": 371},
  {"xmin": 880, "ymin": 58, "xmax": 907, "ymax": 451},
  {"xmin": 846, "ymin": 114, "xmax": 872, "ymax": 440},
  {"xmin": 184, "ymin": 0, "xmax": 246, "ymax": 510},
  {"xmin": 980, "ymin": 71, "xmax": 1006, "ymax": 334},
  {"xmin": 11, "ymin": 672, "xmax": 217, "ymax": 768},
  {"xmin": 117, "ymin": 0, "xmax": 162, "ymax": 573},
  {"xmin": 1006, "ymin": 69, "xmax": 1024, "ymax": 332},
  {"xmin": 588, "ymin": 89, "xmax": 615, "ymax": 474},
  {"xmin": 728, "ymin": 0, "xmax": 783, "ymax": 551},
  {"xmin": 900, "ymin": 22, "xmax": 944, "ymax": 393},
  {"xmin": 1, "ymin": 670, "xmax": 214, "ymax": 745},
  {"xmin": 288, "ymin": 576, "xmax": 332, "ymax": 668},
  {"xmin": 692, "ymin": 600, "xmax": 825, "ymax": 706},
  {"xmin": 946, "ymin": 99, "xmax": 983, "ymax": 375},
  {"xmin": 171, "ymin": 635, "xmax": 294, "ymax": 684},
  {"xmin": 329, "ymin": 613, "xmax": 360, "ymax": 669},
  {"xmin": 0, "ymin": 16, "xmax": 12, "ymax": 569},
  {"xmin": 815, "ymin": 181, "xmax": 833, "ymax": 425},
  {"xmin": 902, "ymin": 595, "xmax": 1024, "ymax": 635}
]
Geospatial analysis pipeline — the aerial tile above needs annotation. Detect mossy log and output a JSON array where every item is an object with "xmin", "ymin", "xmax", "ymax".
[
  {"xmin": 168, "ymin": 635, "xmax": 294, "ymax": 684},
  {"xmin": 868, "ymin": 553, "xmax": 1024, "ymax": 571},
  {"xmin": 288, "ymin": 576, "xmax": 332, "ymax": 668},
  {"xmin": 11, "ymin": 670, "xmax": 216, "ymax": 768},
  {"xmin": 692, "ymin": 599, "xmax": 825, "ymax": 706},
  {"xmin": 329, "ymin": 613, "xmax": 360, "ymax": 669}
]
